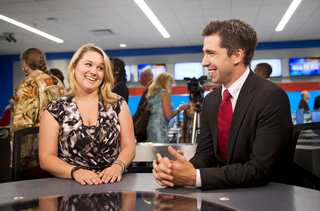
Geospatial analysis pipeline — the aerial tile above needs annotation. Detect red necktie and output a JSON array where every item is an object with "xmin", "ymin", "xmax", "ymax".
[{"xmin": 218, "ymin": 89, "xmax": 232, "ymax": 161}]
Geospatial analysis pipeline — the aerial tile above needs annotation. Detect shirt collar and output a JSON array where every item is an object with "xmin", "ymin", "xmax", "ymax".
[{"xmin": 221, "ymin": 67, "xmax": 250, "ymax": 100}]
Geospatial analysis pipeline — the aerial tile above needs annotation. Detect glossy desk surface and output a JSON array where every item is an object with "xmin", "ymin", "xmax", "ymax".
[{"xmin": 0, "ymin": 173, "xmax": 319, "ymax": 211}]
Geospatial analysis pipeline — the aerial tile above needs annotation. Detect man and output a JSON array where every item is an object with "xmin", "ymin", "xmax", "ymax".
[
  {"xmin": 153, "ymin": 19, "xmax": 295, "ymax": 190},
  {"xmin": 134, "ymin": 68, "xmax": 153, "ymax": 142},
  {"xmin": 314, "ymin": 95, "xmax": 320, "ymax": 110},
  {"xmin": 298, "ymin": 90, "xmax": 310, "ymax": 111},
  {"xmin": 254, "ymin": 63, "xmax": 272, "ymax": 79}
]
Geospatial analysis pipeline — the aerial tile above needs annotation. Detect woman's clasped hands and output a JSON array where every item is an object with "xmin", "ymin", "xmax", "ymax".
[{"xmin": 73, "ymin": 164, "xmax": 123, "ymax": 186}]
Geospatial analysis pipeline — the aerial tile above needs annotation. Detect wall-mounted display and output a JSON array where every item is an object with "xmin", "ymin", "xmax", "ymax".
[
  {"xmin": 125, "ymin": 65, "xmax": 131, "ymax": 82},
  {"xmin": 250, "ymin": 58, "xmax": 282, "ymax": 77},
  {"xmin": 137, "ymin": 64, "xmax": 166, "ymax": 80},
  {"xmin": 174, "ymin": 62, "xmax": 204, "ymax": 80},
  {"xmin": 289, "ymin": 57, "xmax": 320, "ymax": 76}
]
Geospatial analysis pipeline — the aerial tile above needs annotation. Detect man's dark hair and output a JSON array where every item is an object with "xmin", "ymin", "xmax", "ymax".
[
  {"xmin": 201, "ymin": 19, "xmax": 258, "ymax": 66},
  {"xmin": 8, "ymin": 96, "xmax": 14, "ymax": 101},
  {"xmin": 255, "ymin": 63, "xmax": 272, "ymax": 78},
  {"xmin": 50, "ymin": 68, "xmax": 65, "ymax": 84}
]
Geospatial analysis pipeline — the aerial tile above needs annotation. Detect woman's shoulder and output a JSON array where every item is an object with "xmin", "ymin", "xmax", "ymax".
[{"xmin": 48, "ymin": 95, "xmax": 72, "ymax": 106}]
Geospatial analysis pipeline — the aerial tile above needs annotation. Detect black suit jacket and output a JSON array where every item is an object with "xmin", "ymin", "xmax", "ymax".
[
  {"xmin": 135, "ymin": 82, "xmax": 152, "ymax": 142},
  {"xmin": 314, "ymin": 96, "xmax": 320, "ymax": 110},
  {"xmin": 189, "ymin": 71, "xmax": 295, "ymax": 190}
]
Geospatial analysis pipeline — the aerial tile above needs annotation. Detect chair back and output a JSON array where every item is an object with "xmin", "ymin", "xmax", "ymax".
[
  {"xmin": 12, "ymin": 126, "xmax": 52, "ymax": 181},
  {"xmin": 0, "ymin": 126, "xmax": 11, "ymax": 183},
  {"xmin": 292, "ymin": 123, "xmax": 320, "ymax": 190}
]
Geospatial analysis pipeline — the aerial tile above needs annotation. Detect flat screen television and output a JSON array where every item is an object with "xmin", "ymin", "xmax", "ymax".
[
  {"xmin": 125, "ymin": 65, "xmax": 131, "ymax": 82},
  {"xmin": 250, "ymin": 58, "xmax": 282, "ymax": 77},
  {"xmin": 137, "ymin": 64, "xmax": 166, "ymax": 80},
  {"xmin": 289, "ymin": 57, "xmax": 320, "ymax": 76},
  {"xmin": 174, "ymin": 62, "xmax": 203, "ymax": 80}
]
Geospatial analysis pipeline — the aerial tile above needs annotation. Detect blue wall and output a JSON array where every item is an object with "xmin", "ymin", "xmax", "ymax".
[{"xmin": 128, "ymin": 91, "xmax": 320, "ymax": 117}]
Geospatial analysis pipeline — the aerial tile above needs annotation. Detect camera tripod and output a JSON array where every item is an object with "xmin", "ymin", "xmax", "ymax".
[{"xmin": 191, "ymin": 102, "xmax": 202, "ymax": 144}]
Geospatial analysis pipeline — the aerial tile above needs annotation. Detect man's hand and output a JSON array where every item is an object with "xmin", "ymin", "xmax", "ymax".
[{"xmin": 152, "ymin": 146, "xmax": 196, "ymax": 187}]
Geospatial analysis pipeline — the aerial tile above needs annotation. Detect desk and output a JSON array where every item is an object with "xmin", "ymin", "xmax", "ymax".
[{"xmin": 0, "ymin": 174, "xmax": 319, "ymax": 210}]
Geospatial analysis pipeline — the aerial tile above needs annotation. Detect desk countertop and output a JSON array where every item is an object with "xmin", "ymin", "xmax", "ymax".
[{"xmin": 0, "ymin": 173, "xmax": 319, "ymax": 211}]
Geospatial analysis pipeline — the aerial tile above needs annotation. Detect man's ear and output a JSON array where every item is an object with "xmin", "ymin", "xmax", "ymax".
[{"xmin": 233, "ymin": 49, "xmax": 244, "ymax": 65}]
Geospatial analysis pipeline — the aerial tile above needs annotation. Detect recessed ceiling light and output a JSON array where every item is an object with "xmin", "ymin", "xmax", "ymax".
[
  {"xmin": 0, "ymin": 14, "xmax": 64, "ymax": 43},
  {"xmin": 134, "ymin": 0, "xmax": 170, "ymax": 38},
  {"xmin": 120, "ymin": 44, "xmax": 127, "ymax": 47},
  {"xmin": 47, "ymin": 17, "xmax": 58, "ymax": 24}
]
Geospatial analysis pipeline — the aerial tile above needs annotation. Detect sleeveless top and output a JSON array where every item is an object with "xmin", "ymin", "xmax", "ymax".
[
  {"xmin": 45, "ymin": 95, "xmax": 125, "ymax": 173},
  {"xmin": 146, "ymin": 89, "xmax": 170, "ymax": 143}
]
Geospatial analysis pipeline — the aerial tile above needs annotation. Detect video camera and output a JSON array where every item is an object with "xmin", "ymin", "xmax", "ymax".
[{"xmin": 184, "ymin": 76, "xmax": 207, "ymax": 103}]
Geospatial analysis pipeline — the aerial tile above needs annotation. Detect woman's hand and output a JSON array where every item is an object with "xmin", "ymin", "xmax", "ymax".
[
  {"xmin": 178, "ymin": 104, "xmax": 188, "ymax": 111},
  {"xmin": 73, "ymin": 169, "xmax": 102, "ymax": 186},
  {"xmin": 99, "ymin": 164, "xmax": 123, "ymax": 184}
]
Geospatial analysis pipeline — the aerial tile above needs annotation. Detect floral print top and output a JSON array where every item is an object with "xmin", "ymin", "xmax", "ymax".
[
  {"xmin": 10, "ymin": 69, "xmax": 66, "ymax": 166},
  {"xmin": 45, "ymin": 95, "xmax": 125, "ymax": 173}
]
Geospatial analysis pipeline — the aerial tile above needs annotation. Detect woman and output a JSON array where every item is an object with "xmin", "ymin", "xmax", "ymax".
[
  {"xmin": 39, "ymin": 44, "xmax": 135, "ymax": 185},
  {"xmin": 146, "ymin": 72, "xmax": 188, "ymax": 143},
  {"xmin": 11, "ymin": 48, "xmax": 66, "ymax": 165},
  {"xmin": 110, "ymin": 57, "xmax": 129, "ymax": 103}
]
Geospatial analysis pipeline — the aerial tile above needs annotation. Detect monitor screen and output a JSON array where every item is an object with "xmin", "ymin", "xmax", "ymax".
[
  {"xmin": 137, "ymin": 64, "xmax": 166, "ymax": 80},
  {"xmin": 289, "ymin": 57, "xmax": 320, "ymax": 76},
  {"xmin": 174, "ymin": 62, "xmax": 204, "ymax": 80},
  {"xmin": 125, "ymin": 65, "xmax": 131, "ymax": 82},
  {"xmin": 250, "ymin": 59, "xmax": 282, "ymax": 77}
]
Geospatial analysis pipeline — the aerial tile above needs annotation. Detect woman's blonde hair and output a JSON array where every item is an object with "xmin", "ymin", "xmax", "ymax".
[
  {"xmin": 67, "ymin": 44, "xmax": 118, "ymax": 106},
  {"xmin": 146, "ymin": 72, "xmax": 174, "ymax": 100}
]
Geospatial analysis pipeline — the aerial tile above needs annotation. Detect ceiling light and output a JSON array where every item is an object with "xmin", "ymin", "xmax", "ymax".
[
  {"xmin": 134, "ymin": 0, "xmax": 170, "ymax": 38},
  {"xmin": 275, "ymin": 0, "xmax": 302, "ymax": 32},
  {"xmin": 120, "ymin": 44, "xmax": 127, "ymax": 47},
  {"xmin": 0, "ymin": 14, "xmax": 64, "ymax": 43},
  {"xmin": 47, "ymin": 17, "xmax": 58, "ymax": 24}
]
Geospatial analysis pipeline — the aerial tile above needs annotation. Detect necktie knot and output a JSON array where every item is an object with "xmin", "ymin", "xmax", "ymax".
[{"xmin": 223, "ymin": 90, "xmax": 232, "ymax": 101}]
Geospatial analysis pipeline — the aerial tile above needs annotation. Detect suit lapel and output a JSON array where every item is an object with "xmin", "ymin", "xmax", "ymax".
[
  {"xmin": 227, "ymin": 71, "xmax": 256, "ymax": 162},
  {"xmin": 208, "ymin": 87, "xmax": 222, "ymax": 155}
]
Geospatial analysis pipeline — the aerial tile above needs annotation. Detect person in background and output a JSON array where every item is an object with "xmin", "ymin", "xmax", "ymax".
[
  {"xmin": 0, "ymin": 96, "xmax": 14, "ymax": 126},
  {"xmin": 50, "ymin": 68, "xmax": 65, "ymax": 85},
  {"xmin": 110, "ymin": 57, "xmax": 129, "ymax": 103},
  {"xmin": 10, "ymin": 48, "xmax": 66, "ymax": 165},
  {"xmin": 254, "ymin": 63, "xmax": 272, "ymax": 79},
  {"xmin": 314, "ymin": 95, "xmax": 320, "ymax": 110},
  {"xmin": 135, "ymin": 67, "xmax": 154, "ymax": 142},
  {"xmin": 299, "ymin": 90, "xmax": 310, "ymax": 111},
  {"xmin": 39, "ymin": 44, "xmax": 135, "ymax": 185},
  {"xmin": 4, "ymin": 96, "xmax": 14, "ymax": 111},
  {"xmin": 138, "ymin": 67, "xmax": 154, "ymax": 107},
  {"xmin": 146, "ymin": 72, "xmax": 188, "ymax": 143},
  {"xmin": 152, "ymin": 19, "xmax": 297, "ymax": 190}
]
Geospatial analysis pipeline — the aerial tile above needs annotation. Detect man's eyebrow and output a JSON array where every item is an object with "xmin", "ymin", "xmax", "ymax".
[{"xmin": 204, "ymin": 49, "xmax": 215, "ymax": 53}]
